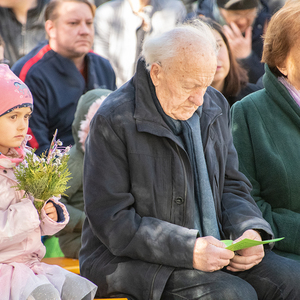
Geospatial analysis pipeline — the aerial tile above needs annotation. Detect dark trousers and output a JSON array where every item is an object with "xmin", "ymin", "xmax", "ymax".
[{"xmin": 161, "ymin": 251, "xmax": 300, "ymax": 300}]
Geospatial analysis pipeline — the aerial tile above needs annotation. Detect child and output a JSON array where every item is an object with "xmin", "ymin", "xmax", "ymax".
[{"xmin": 0, "ymin": 64, "xmax": 97, "ymax": 300}]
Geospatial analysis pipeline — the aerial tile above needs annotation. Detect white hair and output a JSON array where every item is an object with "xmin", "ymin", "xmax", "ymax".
[{"xmin": 142, "ymin": 19, "xmax": 218, "ymax": 71}]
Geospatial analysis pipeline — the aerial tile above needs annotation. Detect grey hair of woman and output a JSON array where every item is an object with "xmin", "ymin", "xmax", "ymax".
[{"xmin": 142, "ymin": 19, "xmax": 218, "ymax": 71}]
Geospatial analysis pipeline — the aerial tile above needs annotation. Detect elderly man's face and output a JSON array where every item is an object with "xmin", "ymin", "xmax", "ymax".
[
  {"xmin": 47, "ymin": 1, "xmax": 94, "ymax": 60},
  {"xmin": 150, "ymin": 48, "xmax": 217, "ymax": 120}
]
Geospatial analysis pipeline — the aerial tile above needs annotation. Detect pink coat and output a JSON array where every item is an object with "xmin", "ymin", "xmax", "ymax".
[
  {"xmin": 0, "ymin": 143, "xmax": 97, "ymax": 299},
  {"xmin": 0, "ymin": 167, "xmax": 69, "ymax": 265}
]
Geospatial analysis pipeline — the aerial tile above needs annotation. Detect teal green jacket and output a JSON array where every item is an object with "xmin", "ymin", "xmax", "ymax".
[{"xmin": 231, "ymin": 65, "xmax": 300, "ymax": 261}]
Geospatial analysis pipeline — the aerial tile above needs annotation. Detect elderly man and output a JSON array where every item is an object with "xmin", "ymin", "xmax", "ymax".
[
  {"xmin": 80, "ymin": 20, "xmax": 300, "ymax": 299},
  {"xmin": 12, "ymin": 0, "xmax": 116, "ymax": 154}
]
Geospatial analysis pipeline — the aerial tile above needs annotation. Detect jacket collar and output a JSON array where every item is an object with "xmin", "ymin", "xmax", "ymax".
[
  {"xmin": 263, "ymin": 64, "xmax": 300, "ymax": 122},
  {"xmin": 133, "ymin": 59, "xmax": 223, "ymax": 147},
  {"xmin": 133, "ymin": 59, "xmax": 173, "ymax": 136}
]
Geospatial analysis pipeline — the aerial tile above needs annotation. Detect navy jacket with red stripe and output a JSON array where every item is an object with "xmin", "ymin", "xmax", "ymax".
[{"xmin": 12, "ymin": 41, "xmax": 116, "ymax": 154}]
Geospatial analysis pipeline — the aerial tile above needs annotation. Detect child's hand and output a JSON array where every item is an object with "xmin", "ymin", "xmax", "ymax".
[{"xmin": 44, "ymin": 201, "xmax": 58, "ymax": 222}]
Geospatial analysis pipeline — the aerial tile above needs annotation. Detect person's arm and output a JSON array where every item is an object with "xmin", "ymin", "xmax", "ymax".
[
  {"xmin": 84, "ymin": 113, "xmax": 198, "ymax": 269},
  {"xmin": 39, "ymin": 197, "xmax": 70, "ymax": 236},
  {"xmin": 231, "ymin": 100, "xmax": 300, "ymax": 256},
  {"xmin": 209, "ymin": 101, "xmax": 270, "ymax": 271},
  {"xmin": 0, "ymin": 198, "xmax": 40, "ymax": 250},
  {"xmin": 219, "ymin": 102, "xmax": 273, "ymax": 241}
]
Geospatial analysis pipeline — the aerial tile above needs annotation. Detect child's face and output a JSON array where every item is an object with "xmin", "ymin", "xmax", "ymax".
[{"xmin": 0, "ymin": 107, "xmax": 32, "ymax": 155}]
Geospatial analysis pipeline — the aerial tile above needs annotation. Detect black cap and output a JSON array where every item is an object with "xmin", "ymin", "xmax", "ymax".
[{"xmin": 217, "ymin": 0, "xmax": 259, "ymax": 10}]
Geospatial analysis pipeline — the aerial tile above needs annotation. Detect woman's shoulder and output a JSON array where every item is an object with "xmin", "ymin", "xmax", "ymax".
[
  {"xmin": 231, "ymin": 82, "xmax": 262, "ymax": 105},
  {"xmin": 231, "ymin": 87, "xmax": 269, "ymax": 120},
  {"xmin": 237, "ymin": 87, "xmax": 267, "ymax": 107},
  {"xmin": 244, "ymin": 82, "xmax": 262, "ymax": 94}
]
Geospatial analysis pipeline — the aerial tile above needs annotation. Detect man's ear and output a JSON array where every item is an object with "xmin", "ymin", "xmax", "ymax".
[
  {"xmin": 150, "ymin": 63, "xmax": 162, "ymax": 87},
  {"xmin": 45, "ymin": 20, "xmax": 56, "ymax": 39}
]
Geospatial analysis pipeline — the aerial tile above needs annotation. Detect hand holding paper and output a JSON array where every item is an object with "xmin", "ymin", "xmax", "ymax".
[
  {"xmin": 224, "ymin": 229, "xmax": 284, "ymax": 272},
  {"xmin": 193, "ymin": 236, "xmax": 234, "ymax": 272},
  {"xmin": 222, "ymin": 237, "xmax": 284, "ymax": 252}
]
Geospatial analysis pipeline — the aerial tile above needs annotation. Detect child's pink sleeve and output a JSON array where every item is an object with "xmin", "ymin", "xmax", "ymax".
[
  {"xmin": 0, "ymin": 198, "xmax": 40, "ymax": 250},
  {"xmin": 39, "ymin": 196, "xmax": 70, "ymax": 236}
]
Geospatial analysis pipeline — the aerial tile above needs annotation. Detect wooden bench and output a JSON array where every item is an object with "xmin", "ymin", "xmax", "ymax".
[{"xmin": 41, "ymin": 257, "xmax": 80, "ymax": 274}]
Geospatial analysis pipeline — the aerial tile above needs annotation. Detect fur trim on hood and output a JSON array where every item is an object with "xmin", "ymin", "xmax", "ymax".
[{"xmin": 78, "ymin": 97, "xmax": 106, "ymax": 152}]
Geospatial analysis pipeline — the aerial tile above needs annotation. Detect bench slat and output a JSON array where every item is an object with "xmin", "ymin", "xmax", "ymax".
[{"xmin": 41, "ymin": 257, "xmax": 80, "ymax": 274}]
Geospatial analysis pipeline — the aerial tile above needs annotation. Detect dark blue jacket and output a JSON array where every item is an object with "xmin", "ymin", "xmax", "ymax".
[
  {"xmin": 197, "ymin": 0, "xmax": 271, "ymax": 83},
  {"xmin": 12, "ymin": 42, "xmax": 116, "ymax": 154}
]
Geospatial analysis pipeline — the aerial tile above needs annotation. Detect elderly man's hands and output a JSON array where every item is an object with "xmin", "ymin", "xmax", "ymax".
[
  {"xmin": 193, "ymin": 230, "xmax": 265, "ymax": 273},
  {"xmin": 226, "ymin": 229, "xmax": 264, "ymax": 272},
  {"xmin": 223, "ymin": 22, "xmax": 252, "ymax": 59},
  {"xmin": 193, "ymin": 236, "xmax": 234, "ymax": 272}
]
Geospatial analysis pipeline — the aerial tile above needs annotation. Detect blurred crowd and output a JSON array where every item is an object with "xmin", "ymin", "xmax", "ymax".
[{"xmin": 2, "ymin": 1, "xmax": 300, "ymax": 300}]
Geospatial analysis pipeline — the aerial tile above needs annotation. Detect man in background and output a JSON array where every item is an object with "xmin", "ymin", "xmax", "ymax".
[
  {"xmin": 0, "ymin": 0, "xmax": 49, "ymax": 66},
  {"xmin": 13, "ymin": 0, "xmax": 116, "ymax": 154}
]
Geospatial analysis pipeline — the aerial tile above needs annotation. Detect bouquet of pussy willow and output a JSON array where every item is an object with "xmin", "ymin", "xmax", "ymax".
[{"xmin": 13, "ymin": 130, "xmax": 71, "ymax": 216}]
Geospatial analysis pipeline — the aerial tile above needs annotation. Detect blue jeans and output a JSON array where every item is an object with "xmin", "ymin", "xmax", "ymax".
[{"xmin": 161, "ymin": 251, "xmax": 300, "ymax": 299}]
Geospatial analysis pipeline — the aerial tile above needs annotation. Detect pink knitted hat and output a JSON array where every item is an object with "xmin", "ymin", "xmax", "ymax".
[{"xmin": 0, "ymin": 64, "xmax": 33, "ymax": 117}]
